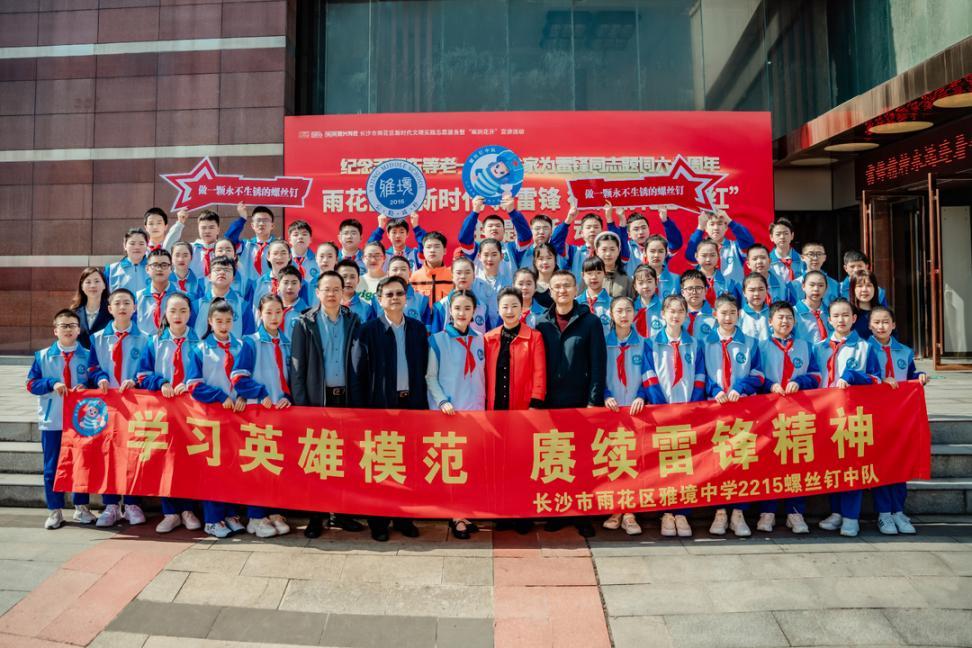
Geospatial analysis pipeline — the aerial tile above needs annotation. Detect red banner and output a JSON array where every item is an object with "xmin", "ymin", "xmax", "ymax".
[
  {"xmin": 55, "ymin": 384, "xmax": 930, "ymax": 519},
  {"xmin": 162, "ymin": 157, "xmax": 312, "ymax": 212},
  {"xmin": 284, "ymin": 111, "xmax": 774, "ymax": 271}
]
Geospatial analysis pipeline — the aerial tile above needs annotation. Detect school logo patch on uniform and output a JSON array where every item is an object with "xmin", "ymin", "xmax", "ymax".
[
  {"xmin": 475, "ymin": 315, "xmax": 485, "ymax": 326},
  {"xmin": 792, "ymin": 357, "xmax": 803, "ymax": 368},
  {"xmin": 600, "ymin": 315, "xmax": 610, "ymax": 326},
  {"xmin": 632, "ymin": 355, "xmax": 643, "ymax": 365},
  {"xmin": 735, "ymin": 352, "xmax": 746, "ymax": 364},
  {"xmin": 896, "ymin": 358, "xmax": 907, "ymax": 370},
  {"xmin": 846, "ymin": 358, "xmax": 857, "ymax": 369},
  {"xmin": 684, "ymin": 353, "xmax": 693, "ymax": 363},
  {"xmin": 651, "ymin": 319, "xmax": 663, "ymax": 330},
  {"xmin": 72, "ymin": 398, "xmax": 109, "ymax": 438},
  {"xmin": 129, "ymin": 348, "xmax": 141, "ymax": 361},
  {"xmin": 701, "ymin": 324, "xmax": 712, "ymax": 335},
  {"xmin": 477, "ymin": 349, "xmax": 485, "ymax": 361}
]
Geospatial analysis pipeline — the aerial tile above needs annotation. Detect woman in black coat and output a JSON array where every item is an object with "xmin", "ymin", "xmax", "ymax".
[{"xmin": 70, "ymin": 267, "xmax": 111, "ymax": 349}]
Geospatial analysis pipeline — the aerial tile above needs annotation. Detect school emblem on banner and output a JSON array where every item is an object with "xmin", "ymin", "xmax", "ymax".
[
  {"xmin": 72, "ymin": 398, "xmax": 109, "ymax": 438},
  {"xmin": 462, "ymin": 146, "xmax": 524, "ymax": 206},
  {"xmin": 366, "ymin": 159, "xmax": 427, "ymax": 218}
]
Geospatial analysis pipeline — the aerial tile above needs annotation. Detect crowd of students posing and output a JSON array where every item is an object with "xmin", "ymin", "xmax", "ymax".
[{"xmin": 28, "ymin": 196, "xmax": 927, "ymax": 542}]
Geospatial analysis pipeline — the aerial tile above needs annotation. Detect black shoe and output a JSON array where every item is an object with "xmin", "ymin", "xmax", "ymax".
[
  {"xmin": 330, "ymin": 514, "xmax": 365, "ymax": 532},
  {"xmin": 544, "ymin": 519, "xmax": 567, "ymax": 533},
  {"xmin": 304, "ymin": 515, "xmax": 326, "ymax": 539},
  {"xmin": 371, "ymin": 528, "xmax": 389, "ymax": 542},
  {"xmin": 393, "ymin": 520, "xmax": 420, "ymax": 538},
  {"xmin": 449, "ymin": 520, "xmax": 470, "ymax": 540},
  {"xmin": 576, "ymin": 521, "xmax": 596, "ymax": 538},
  {"xmin": 466, "ymin": 522, "xmax": 480, "ymax": 534},
  {"xmin": 513, "ymin": 520, "xmax": 533, "ymax": 535}
]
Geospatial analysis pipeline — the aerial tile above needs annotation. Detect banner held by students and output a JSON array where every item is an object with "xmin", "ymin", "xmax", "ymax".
[{"xmin": 55, "ymin": 384, "xmax": 930, "ymax": 519}]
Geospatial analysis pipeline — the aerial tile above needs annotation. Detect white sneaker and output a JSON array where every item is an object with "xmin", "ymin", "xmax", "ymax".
[
  {"xmin": 155, "ymin": 514, "xmax": 182, "ymax": 533},
  {"xmin": 840, "ymin": 517, "xmax": 860, "ymax": 537},
  {"xmin": 819, "ymin": 512, "xmax": 842, "ymax": 531},
  {"xmin": 892, "ymin": 511, "xmax": 916, "ymax": 534},
  {"xmin": 204, "ymin": 521, "xmax": 232, "ymax": 539},
  {"xmin": 785, "ymin": 513, "xmax": 809, "ymax": 534},
  {"xmin": 73, "ymin": 505, "xmax": 96, "ymax": 525},
  {"xmin": 123, "ymin": 504, "xmax": 146, "ymax": 525},
  {"xmin": 225, "ymin": 516, "xmax": 245, "ymax": 534},
  {"xmin": 877, "ymin": 513, "xmax": 898, "ymax": 535},
  {"xmin": 709, "ymin": 509, "xmax": 728, "ymax": 535},
  {"xmin": 674, "ymin": 515, "xmax": 692, "ymax": 537},
  {"xmin": 756, "ymin": 512, "xmax": 775, "ymax": 533},
  {"xmin": 621, "ymin": 514, "xmax": 642, "ymax": 536},
  {"xmin": 181, "ymin": 510, "xmax": 202, "ymax": 531},
  {"xmin": 660, "ymin": 513, "xmax": 677, "ymax": 537},
  {"xmin": 729, "ymin": 509, "xmax": 751, "ymax": 537},
  {"xmin": 45, "ymin": 509, "xmax": 63, "ymax": 530},
  {"xmin": 602, "ymin": 514, "xmax": 622, "ymax": 530},
  {"xmin": 96, "ymin": 504, "xmax": 122, "ymax": 527},
  {"xmin": 268, "ymin": 514, "xmax": 291, "ymax": 535},
  {"xmin": 247, "ymin": 517, "xmax": 277, "ymax": 538}
]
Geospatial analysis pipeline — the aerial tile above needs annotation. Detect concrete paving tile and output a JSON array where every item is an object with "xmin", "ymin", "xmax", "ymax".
[
  {"xmin": 587, "ymin": 536, "xmax": 689, "ymax": 557},
  {"xmin": 807, "ymin": 576, "xmax": 928, "ymax": 609},
  {"xmin": 491, "ymin": 528, "xmax": 541, "ymax": 558},
  {"xmin": 493, "ymin": 556, "xmax": 596, "ymax": 586},
  {"xmin": 88, "ymin": 631, "xmax": 149, "ymax": 647},
  {"xmin": 736, "ymin": 553, "xmax": 826, "ymax": 579},
  {"xmin": 203, "ymin": 534, "xmax": 311, "ymax": 553},
  {"xmin": 0, "ymin": 591, "xmax": 23, "ymax": 617},
  {"xmin": 173, "ymin": 572, "xmax": 288, "ymax": 609},
  {"xmin": 592, "ymin": 556, "xmax": 654, "ymax": 585},
  {"xmin": 884, "ymin": 608, "xmax": 972, "ymax": 646},
  {"xmin": 601, "ymin": 583, "xmax": 713, "ymax": 617},
  {"xmin": 340, "ymin": 555, "xmax": 444, "ymax": 585},
  {"xmin": 0, "ymin": 560, "xmax": 58, "ymax": 591},
  {"xmin": 683, "ymin": 538, "xmax": 785, "ymax": 555},
  {"xmin": 705, "ymin": 578, "xmax": 824, "ymax": 612},
  {"xmin": 435, "ymin": 617, "xmax": 493, "ymax": 648},
  {"xmin": 545, "ymin": 585, "xmax": 611, "ymax": 647},
  {"xmin": 107, "ymin": 601, "xmax": 221, "ymax": 638},
  {"xmin": 772, "ymin": 609, "xmax": 904, "ymax": 646},
  {"xmin": 208, "ymin": 606, "xmax": 326, "ymax": 645},
  {"xmin": 0, "ymin": 568, "xmax": 99, "ymax": 636},
  {"xmin": 321, "ymin": 613, "xmax": 436, "ymax": 648},
  {"xmin": 907, "ymin": 576, "xmax": 972, "ymax": 609},
  {"xmin": 278, "ymin": 580, "xmax": 388, "ymax": 615},
  {"xmin": 799, "ymin": 550, "xmax": 953, "ymax": 578},
  {"xmin": 241, "ymin": 552, "xmax": 346, "ymax": 581},
  {"xmin": 13, "ymin": 542, "xmax": 94, "ymax": 564},
  {"xmin": 383, "ymin": 583, "xmax": 493, "ymax": 619},
  {"xmin": 0, "ymin": 633, "xmax": 77, "ymax": 648},
  {"xmin": 442, "ymin": 556, "xmax": 492, "ymax": 586},
  {"xmin": 773, "ymin": 535, "xmax": 875, "ymax": 553},
  {"xmin": 142, "ymin": 638, "xmax": 313, "ymax": 648},
  {"xmin": 644, "ymin": 554, "xmax": 749, "ymax": 582},
  {"xmin": 609, "ymin": 616, "xmax": 674, "ymax": 648},
  {"xmin": 492, "ymin": 617, "xmax": 553, "ymax": 648},
  {"xmin": 493, "ymin": 585, "xmax": 550, "ymax": 620},
  {"xmin": 934, "ymin": 549, "xmax": 972, "ymax": 575},
  {"xmin": 165, "ymin": 549, "xmax": 249, "ymax": 576},
  {"xmin": 137, "ymin": 571, "xmax": 188, "ymax": 603},
  {"xmin": 664, "ymin": 611, "xmax": 788, "ymax": 648}
]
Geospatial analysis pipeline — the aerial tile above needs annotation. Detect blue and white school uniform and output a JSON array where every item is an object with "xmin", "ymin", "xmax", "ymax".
[
  {"xmin": 794, "ymin": 300, "xmax": 833, "ymax": 344},
  {"xmin": 769, "ymin": 248, "xmax": 805, "ymax": 286},
  {"xmin": 634, "ymin": 295, "xmax": 664, "ymax": 339},
  {"xmin": 816, "ymin": 331, "xmax": 882, "ymax": 521},
  {"xmin": 249, "ymin": 270, "xmax": 286, "ymax": 319},
  {"xmin": 577, "ymin": 288, "xmax": 612, "ymax": 337},
  {"xmin": 431, "ymin": 289, "xmax": 495, "ymax": 335},
  {"xmin": 88, "ymin": 323, "xmax": 150, "ymax": 507},
  {"xmin": 281, "ymin": 298, "xmax": 309, "ymax": 338},
  {"xmin": 373, "ymin": 285, "xmax": 431, "ymax": 326},
  {"xmin": 291, "ymin": 252, "xmax": 320, "ymax": 302},
  {"xmin": 426, "ymin": 325, "xmax": 486, "ymax": 411},
  {"xmin": 520, "ymin": 221, "xmax": 569, "ymax": 270},
  {"xmin": 27, "ymin": 343, "xmax": 91, "ymax": 510},
  {"xmin": 456, "ymin": 209, "xmax": 532, "ymax": 283},
  {"xmin": 685, "ymin": 221, "xmax": 755, "ymax": 285},
  {"xmin": 702, "ymin": 328, "xmax": 765, "ymax": 398},
  {"xmin": 654, "ymin": 266, "xmax": 681, "ymax": 298},
  {"xmin": 621, "ymin": 220, "xmax": 683, "ymax": 275},
  {"xmin": 604, "ymin": 330, "xmax": 654, "ymax": 406},
  {"xmin": 171, "ymin": 270, "xmax": 204, "ymax": 301},
  {"xmin": 684, "ymin": 304, "xmax": 717, "ymax": 344},
  {"xmin": 739, "ymin": 304, "xmax": 770, "ymax": 342},
  {"xmin": 193, "ymin": 287, "xmax": 254, "ymax": 340},
  {"xmin": 763, "ymin": 271, "xmax": 795, "ymax": 304},
  {"xmin": 135, "ymin": 283, "xmax": 181, "ymax": 336},
  {"xmin": 789, "ymin": 272, "xmax": 840, "ymax": 307},
  {"xmin": 339, "ymin": 248, "xmax": 366, "ymax": 274},
  {"xmin": 699, "ymin": 269, "xmax": 741, "ymax": 307},
  {"xmin": 137, "ymin": 328, "xmax": 204, "ymax": 515},
  {"xmin": 757, "ymin": 335, "xmax": 822, "ymax": 516},
  {"xmin": 345, "ymin": 292, "xmax": 376, "ymax": 323},
  {"xmin": 868, "ymin": 336, "xmax": 925, "ymax": 515},
  {"xmin": 105, "ymin": 257, "xmax": 148, "ymax": 295},
  {"xmin": 237, "ymin": 236, "xmax": 275, "ymax": 284},
  {"xmin": 367, "ymin": 224, "xmax": 427, "ymax": 271},
  {"xmin": 521, "ymin": 300, "xmax": 547, "ymax": 328}
]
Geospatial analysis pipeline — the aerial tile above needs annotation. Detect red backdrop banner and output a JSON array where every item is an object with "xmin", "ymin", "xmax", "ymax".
[
  {"xmin": 56, "ymin": 384, "xmax": 930, "ymax": 519},
  {"xmin": 283, "ymin": 111, "xmax": 774, "ymax": 272}
]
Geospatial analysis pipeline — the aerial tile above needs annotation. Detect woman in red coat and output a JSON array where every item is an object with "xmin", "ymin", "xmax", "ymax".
[{"xmin": 484, "ymin": 287, "xmax": 547, "ymax": 411}]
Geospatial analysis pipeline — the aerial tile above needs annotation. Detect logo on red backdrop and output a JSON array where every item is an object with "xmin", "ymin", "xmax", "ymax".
[
  {"xmin": 365, "ymin": 159, "xmax": 427, "ymax": 218},
  {"xmin": 567, "ymin": 155, "xmax": 729, "ymax": 214},
  {"xmin": 162, "ymin": 157, "xmax": 313, "ymax": 212},
  {"xmin": 462, "ymin": 145, "xmax": 525, "ymax": 205}
]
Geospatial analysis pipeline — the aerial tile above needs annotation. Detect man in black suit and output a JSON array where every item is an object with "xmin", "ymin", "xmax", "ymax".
[
  {"xmin": 290, "ymin": 270, "xmax": 365, "ymax": 538},
  {"xmin": 349, "ymin": 275, "xmax": 430, "ymax": 542},
  {"xmin": 534, "ymin": 268, "xmax": 607, "ymax": 538}
]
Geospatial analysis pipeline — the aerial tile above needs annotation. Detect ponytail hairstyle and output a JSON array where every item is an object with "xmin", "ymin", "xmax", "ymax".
[{"xmin": 204, "ymin": 297, "xmax": 236, "ymax": 340}]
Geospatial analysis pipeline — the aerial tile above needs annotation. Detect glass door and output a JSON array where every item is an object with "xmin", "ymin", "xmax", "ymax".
[{"xmin": 928, "ymin": 174, "xmax": 972, "ymax": 369}]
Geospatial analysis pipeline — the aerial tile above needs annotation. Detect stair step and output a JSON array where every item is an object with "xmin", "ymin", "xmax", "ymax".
[
  {"xmin": 0, "ymin": 421, "xmax": 39, "ymax": 443},
  {"xmin": 930, "ymin": 418, "xmax": 972, "ymax": 444},
  {"xmin": 0, "ymin": 442, "xmax": 41, "ymax": 473}
]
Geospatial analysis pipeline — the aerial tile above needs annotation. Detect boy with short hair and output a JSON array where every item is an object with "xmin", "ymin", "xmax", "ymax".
[
  {"xmin": 277, "ymin": 265, "xmax": 309, "ymax": 338},
  {"xmin": 233, "ymin": 204, "xmax": 278, "ymax": 283},
  {"xmin": 746, "ymin": 243, "xmax": 794, "ymax": 304},
  {"xmin": 566, "ymin": 204, "xmax": 627, "ymax": 284},
  {"xmin": 105, "ymin": 227, "xmax": 150, "ymax": 295},
  {"xmin": 519, "ymin": 212, "xmax": 569, "ymax": 270},
  {"xmin": 577, "ymin": 256, "xmax": 612, "ymax": 336},
  {"xmin": 409, "ymin": 231, "xmax": 453, "ymax": 302},
  {"xmin": 143, "ymin": 207, "xmax": 184, "ymax": 252},
  {"xmin": 193, "ymin": 256, "xmax": 254, "ymax": 340},
  {"xmin": 27, "ymin": 310, "xmax": 95, "ymax": 529},
  {"xmin": 88, "ymin": 288, "xmax": 149, "ymax": 527},
  {"xmin": 337, "ymin": 218, "xmax": 366, "ymax": 273},
  {"xmin": 188, "ymin": 209, "xmax": 245, "ymax": 279},
  {"xmin": 369, "ymin": 213, "xmax": 426, "ymax": 271},
  {"xmin": 789, "ymin": 241, "xmax": 839, "ymax": 305},
  {"xmin": 619, "ymin": 209, "xmax": 683, "ymax": 272},
  {"xmin": 768, "ymin": 218, "xmax": 805, "ymax": 283},
  {"xmin": 679, "ymin": 269, "xmax": 716, "ymax": 342},
  {"xmin": 839, "ymin": 250, "xmax": 888, "ymax": 305},
  {"xmin": 136, "ymin": 249, "xmax": 179, "ymax": 336},
  {"xmin": 685, "ymin": 209, "xmax": 754, "ymax": 285},
  {"xmin": 458, "ymin": 194, "xmax": 532, "ymax": 283},
  {"xmin": 336, "ymin": 258, "xmax": 375, "ymax": 322},
  {"xmin": 288, "ymin": 219, "xmax": 320, "ymax": 300},
  {"xmin": 430, "ymin": 256, "xmax": 497, "ymax": 335}
]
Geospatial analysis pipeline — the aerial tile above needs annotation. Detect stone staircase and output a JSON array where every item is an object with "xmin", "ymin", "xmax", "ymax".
[{"xmin": 1, "ymin": 417, "xmax": 970, "ymax": 514}]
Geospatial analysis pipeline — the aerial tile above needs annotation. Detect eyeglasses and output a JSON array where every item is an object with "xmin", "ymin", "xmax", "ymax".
[
  {"xmin": 682, "ymin": 286, "xmax": 705, "ymax": 293},
  {"xmin": 252, "ymin": 218, "xmax": 272, "ymax": 226},
  {"xmin": 381, "ymin": 291, "xmax": 406, "ymax": 298},
  {"xmin": 803, "ymin": 251, "xmax": 825, "ymax": 258},
  {"xmin": 56, "ymin": 323, "xmax": 80, "ymax": 330},
  {"xmin": 148, "ymin": 263, "xmax": 171, "ymax": 270}
]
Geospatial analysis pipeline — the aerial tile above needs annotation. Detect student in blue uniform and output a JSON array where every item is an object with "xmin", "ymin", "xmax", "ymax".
[
  {"xmin": 839, "ymin": 250, "xmax": 888, "ymax": 306},
  {"xmin": 136, "ymin": 292, "xmax": 204, "ymax": 534},
  {"xmin": 679, "ymin": 270, "xmax": 716, "ymax": 343},
  {"xmin": 703, "ymin": 293, "xmax": 764, "ymax": 537},
  {"xmin": 337, "ymin": 218, "xmax": 366, "ymax": 273},
  {"xmin": 231, "ymin": 294, "xmax": 293, "ymax": 538},
  {"xmin": 577, "ymin": 257, "xmax": 613, "ymax": 337},
  {"xmin": 694, "ymin": 239, "xmax": 741, "ymax": 307},
  {"xmin": 636, "ymin": 235, "xmax": 681, "ymax": 297},
  {"xmin": 754, "ymin": 301, "xmax": 822, "ymax": 535},
  {"xmin": 426, "ymin": 289, "xmax": 486, "ymax": 540},
  {"xmin": 188, "ymin": 210, "xmax": 245, "ymax": 280},
  {"xmin": 620, "ymin": 211, "xmax": 683, "ymax": 274},
  {"xmin": 794, "ymin": 270, "xmax": 833, "ymax": 344},
  {"xmin": 849, "ymin": 270, "xmax": 881, "ymax": 340},
  {"xmin": 519, "ymin": 212, "xmax": 569, "ymax": 270},
  {"xmin": 212, "ymin": 237, "xmax": 253, "ymax": 301},
  {"xmin": 27, "ymin": 309, "xmax": 96, "ymax": 530},
  {"xmin": 234, "ymin": 205, "xmax": 277, "ymax": 284},
  {"xmin": 458, "ymin": 194, "xmax": 532, "ymax": 283},
  {"xmin": 685, "ymin": 209, "xmax": 754, "ymax": 286},
  {"xmin": 250, "ymin": 240, "xmax": 295, "ymax": 319},
  {"xmin": 789, "ymin": 242, "xmax": 840, "ymax": 306},
  {"xmin": 287, "ymin": 219, "xmax": 320, "ymax": 302},
  {"xmin": 136, "ymin": 249, "xmax": 179, "ymax": 336},
  {"xmin": 192, "ymin": 299, "xmax": 248, "ymax": 539},
  {"xmin": 369, "ymin": 213, "xmax": 426, "ymax": 271},
  {"xmin": 276, "ymin": 265, "xmax": 309, "ymax": 338},
  {"xmin": 475, "ymin": 238, "xmax": 512, "ymax": 292},
  {"xmin": 431, "ymin": 257, "xmax": 497, "ymax": 335},
  {"xmin": 564, "ymin": 206, "xmax": 626, "ymax": 284},
  {"xmin": 768, "ymin": 218, "xmax": 805, "ymax": 285},
  {"xmin": 316, "ymin": 241, "xmax": 339, "ymax": 275},
  {"xmin": 194, "ymin": 256, "xmax": 254, "ymax": 340},
  {"xmin": 650, "ymin": 294, "xmax": 705, "ymax": 538},
  {"xmin": 88, "ymin": 288, "xmax": 149, "ymax": 527},
  {"xmin": 336, "ymin": 259, "xmax": 376, "ymax": 322},
  {"xmin": 868, "ymin": 305, "xmax": 928, "ymax": 535},
  {"xmin": 601, "ymin": 296, "xmax": 654, "ymax": 536},
  {"xmin": 170, "ymin": 241, "xmax": 204, "ymax": 300},
  {"xmin": 631, "ymin": 265, "xmax": 663, "ymax": 339},
  {"xmin": 512, "ymin": 268, "xmax": 547, "ymax": 327},
  {"xmin": 738, "ymin": 274, "xmax": 771, "ymax": 342},
  {"xmin": 815, "ymin": 298, "xmax": 885, "ymax": 538},
  {"xmin": 746, "ymin": 244, "xmax": 794, "ymax": 304},
  {"xmin": 105, "ymin": 227, "xmax": 150, "ymax": 295}
]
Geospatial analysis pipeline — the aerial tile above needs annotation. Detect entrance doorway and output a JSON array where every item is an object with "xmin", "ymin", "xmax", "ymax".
[{"xmin": 929, "ymin": 175, "xmax": 972, "ymax": 369}]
